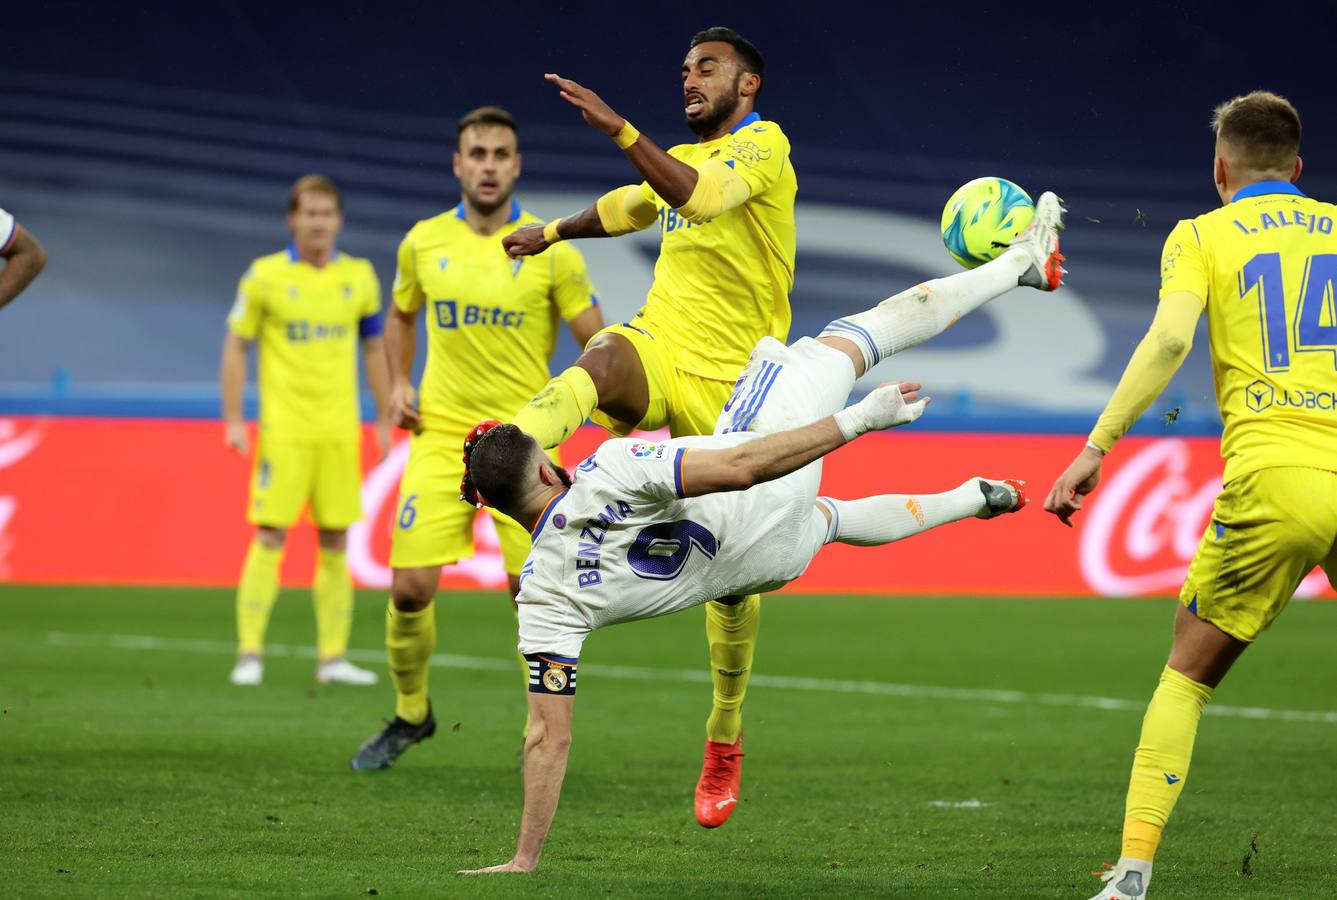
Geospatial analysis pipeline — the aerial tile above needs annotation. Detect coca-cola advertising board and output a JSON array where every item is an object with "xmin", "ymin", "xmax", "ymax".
[{"xmin": 0, "ymin": 416, "xmax": 1330, "ymax": 598}]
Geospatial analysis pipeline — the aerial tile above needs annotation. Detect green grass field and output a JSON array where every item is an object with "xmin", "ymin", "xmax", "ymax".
[{"xmin": 3, "ymin": 586, "xmax": 1337, "ymax": 898}]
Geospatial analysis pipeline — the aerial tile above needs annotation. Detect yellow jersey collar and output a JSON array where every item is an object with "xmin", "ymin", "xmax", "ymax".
[
  {"xmin": 730, "ymin": 111, "xmax": 761, "ymax": 133},
  {"xmin": 286, "ymin": 242, "xmax": 341, "ymax": 265},
  {"xmin": 453, "ymin": 198, "xmax": 523, "ymax": 223}
]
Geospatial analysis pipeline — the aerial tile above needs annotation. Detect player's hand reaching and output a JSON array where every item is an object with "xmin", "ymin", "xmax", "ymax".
[
  {"xmin": 502, "ymin": 223, "xmax": 550, "ymax": 259},
  {"xmin": 834, "ymin": 381, "xmax": 930, "ymax": 439},
  {"xmin": 544, "ymin": 73, "xmax": 625, "ymax": 136},
  {"xmin": 389, "ymin": 381, "xmax": 423, "ymax": 434},
  {"xmin": 224, "ymin": 420, "xmax": 250, "ymax": 455},
  {"xmin": 1043, "ymin": 445, "xmax": 1105, "ymax": 527}
]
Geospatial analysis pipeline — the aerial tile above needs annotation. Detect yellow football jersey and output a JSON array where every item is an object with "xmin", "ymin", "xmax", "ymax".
[
  {"xmin": 1161, "ymin": 181, "xmax": 1337, "ymax": 482},
  {"xmin": 393, "ymin": 200, "xmax": 598, "ymax": 432},
  {"xmin": 228, "ymin": 245, "xmax": 382, "ymax": 443},
  {"xmin": 634, "ymin": 112, "xmax": 797, "ymax": 380}
]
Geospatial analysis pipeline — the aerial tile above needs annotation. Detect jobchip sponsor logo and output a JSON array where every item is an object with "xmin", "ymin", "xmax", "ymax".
[{"xmin": 1246, "ymin": 379, "xmax": 1337, "ymax": 413}]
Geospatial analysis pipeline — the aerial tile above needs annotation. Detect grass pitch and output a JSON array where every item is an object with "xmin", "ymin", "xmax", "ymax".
[{"xmin": 3, "ymin": 586, "xmax": 1337, "ymax": 898}]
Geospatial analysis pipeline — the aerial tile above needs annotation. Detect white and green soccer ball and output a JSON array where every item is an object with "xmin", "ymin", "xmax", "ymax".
[{"xmin": 940, "ymin": 177, "xmax": 1035, "ymax": 269}]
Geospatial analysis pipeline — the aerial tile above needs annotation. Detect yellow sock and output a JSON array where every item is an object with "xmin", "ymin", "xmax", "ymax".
[
  {"xmin": 386, "ymin": 599, "xmax": 436, "ymax": 725},
  {"xmin": 313, "ymin": 549, "xmax": 353, "ymax": 661},
  {"xmin": 704, "ymin": 594, "xmax": 762, "ymax": 744},
  {"xmin": 236, "ymin": 540, "xmax": 283, "ymax": 656},
  {"xmin": 1121, "ymin": 665, "xmax": 1214, "ymax": 861},
  {"xmin": 511, "ymin": 365, "xmax": 599, "ymax": 448}
]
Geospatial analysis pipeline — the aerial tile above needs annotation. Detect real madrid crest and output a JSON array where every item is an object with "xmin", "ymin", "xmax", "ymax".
[{"xmin": 542, "ymin": 665, "xmax": 568, "ymax": 692}]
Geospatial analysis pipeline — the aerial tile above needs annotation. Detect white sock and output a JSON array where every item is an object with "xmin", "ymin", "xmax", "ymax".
[
  {"xmin": 818, "ymin": 248, "xmax": 1029, "ymax": 371},
  {"xmin": 817, "ymin": 481, "xmax": 986, "ymax": 546}
]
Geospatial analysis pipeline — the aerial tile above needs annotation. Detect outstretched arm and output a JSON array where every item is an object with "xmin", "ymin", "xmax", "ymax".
[
  {"xmin": 1044, "ymin": 290, "xmax": 1201, "ymax": 525},
  {"xmin": 0, "ymin": 223, "xmax": 47, "ymax": 311},
  {"xmin": 503, "ymin": 188, "xmax": 657, "ymax": 258},
  {"xmin": 544, "ymin": 73, "xmax": 699, "ymax": 206},
  {"xmin": 680, "ymin": 382, "xmax": 930, "ymax": 497},
  {"xmin": 459, "ymin": 692, "xmax": 573, "ymax": 874}
]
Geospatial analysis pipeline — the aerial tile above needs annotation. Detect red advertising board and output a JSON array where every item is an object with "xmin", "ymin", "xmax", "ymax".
[{"xmin": 0, "ymin": 416, "xmax": 1330, "ymax": 598}]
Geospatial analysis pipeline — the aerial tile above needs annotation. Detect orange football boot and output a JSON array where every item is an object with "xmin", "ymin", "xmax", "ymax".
[{"xmin": 694, "ymin": 733, "xmax": 744, "ymax": 828}]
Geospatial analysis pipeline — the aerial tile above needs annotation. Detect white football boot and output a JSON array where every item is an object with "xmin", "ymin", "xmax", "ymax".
[
  {"xmin": 229, "ymin": 656, "xmax": 263, "ymax": 686},
  {"xmin": 975, "ymin": 478, "xmax": 1028, "ymax": 519},
  {"xmin": 1009, "ymin": 190, "xmax": 1067, "ymax": 291},
  {"xmin": 1087, "ymin": 858, "xmax": 1152, "ymax": 899},
  {"xmin": 317, "ymin": 658, "xmax": 379, "ymax": 685}
]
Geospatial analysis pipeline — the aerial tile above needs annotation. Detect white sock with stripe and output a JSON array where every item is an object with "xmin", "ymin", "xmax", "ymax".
[
  {"xmin": 817, "ymin": 482, "xmax": 987, "ymax": 546},
  {"xmin": 818, "ymin": 248, "xmax": 1030, "ymax": 372}
]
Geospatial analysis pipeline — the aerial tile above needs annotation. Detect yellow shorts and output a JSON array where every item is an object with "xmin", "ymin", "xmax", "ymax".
[
  {"xmin": 388, "ymin": 427, "xmax": 539, "ymax": 574},
  {"xmin": 588, "ymin": 317, "xmax": 737, "ymax": 438},
  {"xmin": 1180, "ymin": 466, "xmax": 1337, "ymax": 642},
  {"xmin": 249, "ymin": 436, "xmax": 362, "ymax": 530}
]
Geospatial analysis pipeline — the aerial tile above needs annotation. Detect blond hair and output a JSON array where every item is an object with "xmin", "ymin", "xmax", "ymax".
[{"xmin": 287, "ymin": 174, "xmax": 342, "ymax": 213}]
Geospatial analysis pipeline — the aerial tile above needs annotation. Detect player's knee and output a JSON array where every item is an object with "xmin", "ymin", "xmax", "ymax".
[
  {"xmin": 390, "ymin": 569, "xmax": 436, "ymax": 612},
  {"xmin": 576, "ymin": 343, "xmax": 620, "ymax": 397},
  {"xmin": 317, "ymin": 529, "xmax": 347, "ymax": 552},
  {"xmin": 255, "ymin": 526, "xmax": 286, "ymax": 549}
]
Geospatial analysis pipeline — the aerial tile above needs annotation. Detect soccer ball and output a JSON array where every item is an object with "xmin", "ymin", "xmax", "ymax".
[{"xmin": 940, "ymin": 177, "xmax": 1035, "ymax": 269}]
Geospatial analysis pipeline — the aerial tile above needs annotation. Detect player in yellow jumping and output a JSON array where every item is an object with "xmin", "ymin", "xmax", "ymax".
[
  {"xmin": 222, "ymin": 174, "xmax": 392, "ymax": 687},
  {"xmin": 498, "ymin": 26, "xmax": 794, "ymax": 827},
  {"xmin": 1046, "ymin": 92, "xmax": 1337, "ymax": 900},
  {"xmin": 349, "ymin": 107, "xmax": 604, "ymax": 770}
]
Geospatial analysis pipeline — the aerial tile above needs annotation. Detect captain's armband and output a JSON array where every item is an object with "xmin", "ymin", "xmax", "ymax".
[{"xmin": 525, "ymin": 653, "xmax": 578, "ymax": 696}]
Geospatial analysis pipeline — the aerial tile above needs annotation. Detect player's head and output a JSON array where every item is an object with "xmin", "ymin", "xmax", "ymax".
[
  {"xmin": 455, "ymin": 105, "xmax": 522, "ymax": 216},
  {"xmin": 468, "ymin": 423, "xmax": 571, "ymax": 519},
  {"xmin": 683, "ymin": 26, "xmax": 764, "ymax": 138},
  {"xmin": 1211, "ymin": 91, "xmax": 1303, "ymax": 203},
  {"xmin": 286, "ymin": 174, "xmax": 343, "ymax": 255}
]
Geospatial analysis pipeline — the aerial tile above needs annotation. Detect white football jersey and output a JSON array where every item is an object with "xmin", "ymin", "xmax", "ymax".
[
  {"xmin": 518, "ymin": 335, "xmax": 859, "ymax": 663},
  {"xmin": 0, "ymin": 208, "xmax": 15, "ymax": 253},
  {"xmin": 516, "ymin": 433, "xmax": 827, "ymax": 658}
]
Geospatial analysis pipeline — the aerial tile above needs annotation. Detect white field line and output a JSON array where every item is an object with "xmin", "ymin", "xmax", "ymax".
[{"xmin": 43, "ymin": 630, "xmax": 1337, "ymax": 725}]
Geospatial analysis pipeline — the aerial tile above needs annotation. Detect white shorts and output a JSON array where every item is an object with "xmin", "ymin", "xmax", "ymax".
[{"xmin": 715, "ymin": 336, "xmax": 857, "ymax": 572}]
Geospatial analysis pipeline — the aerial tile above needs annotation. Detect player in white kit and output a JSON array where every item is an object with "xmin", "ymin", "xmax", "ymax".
[
  {"xmin": 0, "ymin": 207, "xmax": 47, "ymax": 312},
  {"xmin": 457, "ymin": 191, "xmax": 1067, "ymax": 874}
]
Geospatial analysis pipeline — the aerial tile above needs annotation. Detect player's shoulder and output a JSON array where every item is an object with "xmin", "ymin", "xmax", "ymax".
[
  {"xmin": 246, "ymin": 249, "xmax": 293, "ymax": 277},
  {"xmin": 335, "ymin": 253, "xmax": 380, "ymax": 286},
  {"xmin": 332, "ymin": 250, "xmax": 374, "ymax": 269},
  {"xmin": 402, "ymin": 209, "xmax": 463, "ymax": 244},
  {"xmin": 732, "ymin": 115, "xmax": 790, "ymax": 150}
]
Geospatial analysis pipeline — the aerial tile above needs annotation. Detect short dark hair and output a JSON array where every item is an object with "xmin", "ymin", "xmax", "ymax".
[
  {"xmin": 468, "ymin": 424, "xmax": 539, "ymax": 512},
  {"xmin": 287, "ymin": 174, "xmax": 341, "ymax": 213},
  {"xmin": 457, "ymin": 105, "xmax": 519, "ymax": 148},
  {"xmin": 1212, "ymin": 91, "xmax": 1301, "ymax": 174},
  {"xmin": 690, "ymin": 26, "xmax": 764, "ymax": 94}
]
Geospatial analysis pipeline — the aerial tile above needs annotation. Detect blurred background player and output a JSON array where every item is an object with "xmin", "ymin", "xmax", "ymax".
[
  {"xmin": 500, "ymin": 26, "xmax": 794, "ymax": 827},
  {"xmin": 349, "ymin": 107, "xmax": 604, "ymax": 770},
  {"xmin": 0, "ymin": 207, "xmax": 47, "ymax": 311},
  {"xmin": 1044, "ymin": 92, "xmax": 1337, "ymax": 900},
  {"xmin": 221, "ymin": 174, "xmax": 392, "ymax": 687}
]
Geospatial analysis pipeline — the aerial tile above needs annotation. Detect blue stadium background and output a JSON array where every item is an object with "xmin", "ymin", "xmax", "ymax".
[{"xmin": 4, "ymin": 0, "xmax": 1335, "ymax": 434}]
